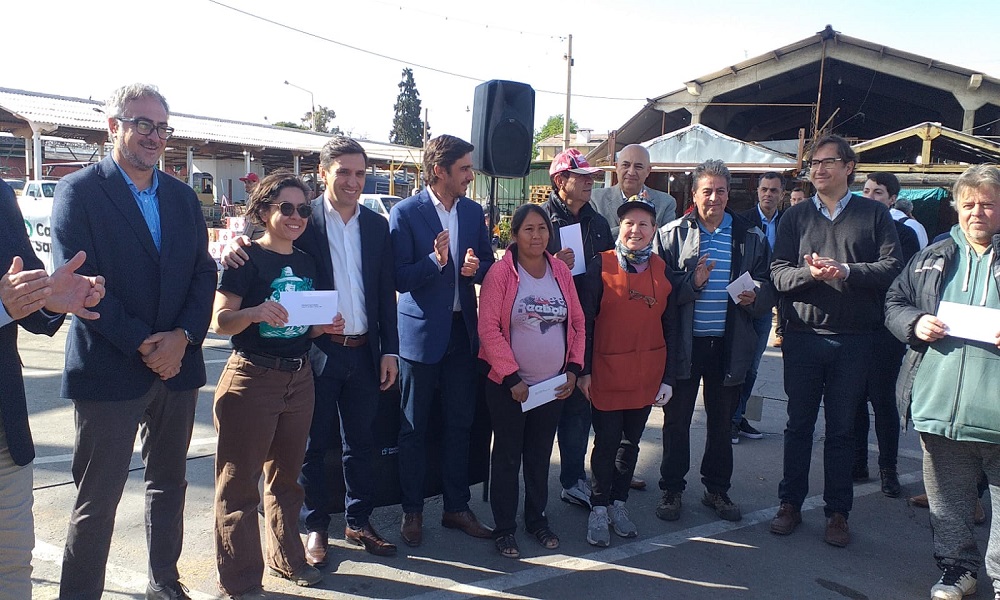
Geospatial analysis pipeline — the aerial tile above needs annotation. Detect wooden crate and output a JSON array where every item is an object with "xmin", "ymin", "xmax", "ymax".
[{"xmin": 529, "ymin": 185, "xmax": 550, "ymax": 204}]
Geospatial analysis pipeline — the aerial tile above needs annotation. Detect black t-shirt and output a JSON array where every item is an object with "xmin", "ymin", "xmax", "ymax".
[{"xmin": 217, "ymin": 242, "xmax": 318, "ymax": 358}]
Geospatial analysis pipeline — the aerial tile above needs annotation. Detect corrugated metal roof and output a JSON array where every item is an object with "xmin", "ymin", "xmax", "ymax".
[{"xmin": 0, "ymin": 87, "xmax": 422, "ymax": 165}]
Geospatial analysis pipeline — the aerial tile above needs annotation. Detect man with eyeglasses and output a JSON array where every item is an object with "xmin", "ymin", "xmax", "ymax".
[
  {"xmin": 655, "ymin": 159, "xmax": 773, "ymax": 524},
  {"xmin": 768, "ymin": 135, "xmax": 902, "ymax": 548},
  {"xmin": 222, "ymin": 136, "xmax": 400, "ymax": 563},
  {"xmin": 50, "ymin": 83, "xmax": 217, "ymax": 599}
]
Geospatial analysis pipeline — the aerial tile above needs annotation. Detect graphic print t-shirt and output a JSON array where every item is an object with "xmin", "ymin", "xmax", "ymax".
[
  {"xmin": 218, "ymin": 242, "xmax": 317, "ymax": 358},
  {"xmin": 509, "ymin": 262, "xmax": 568, "ymax": 385}
]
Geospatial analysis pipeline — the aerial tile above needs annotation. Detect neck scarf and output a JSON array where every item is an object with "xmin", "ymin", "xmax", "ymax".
[{"xmin": 616, "ymin": 238, "xmax": 652, "ymax": 270}]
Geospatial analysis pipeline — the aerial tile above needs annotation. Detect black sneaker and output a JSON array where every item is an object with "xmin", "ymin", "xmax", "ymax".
[
  {"xmin": 930, "ymin": 565, "xmax": 977, "ymax": 598},
  {"xmin": 730, "ymin": 423, "xmax": 740, "ymax": 445},
  {"xmin": 880, "ymin": 468, "xmax": 901, "ymax": 498},
  {"xmin": 738, "ymin": 418, "xmax": 764, "ymax": 440},
  {"xmin": 146, "ymin": 581, "xmax": 191, "ymax": 600}
]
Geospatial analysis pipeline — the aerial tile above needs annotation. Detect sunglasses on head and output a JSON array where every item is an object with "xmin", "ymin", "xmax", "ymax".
[{"xmin": 267, "ymin": 201, "xmax": 312, "ymax": 218}]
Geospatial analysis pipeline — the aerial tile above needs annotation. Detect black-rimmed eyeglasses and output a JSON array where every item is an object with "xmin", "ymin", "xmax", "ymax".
[
  {"xmin": 117, "ymin": 117, "xmax": 175, "ymax": 140},
  {"xmin": 808, "ymin": 157, "xmax": 844, "ymax": 170},
  {"xmin": 267, "ymin": 202, "xmax": 312, "ymax": 218}
]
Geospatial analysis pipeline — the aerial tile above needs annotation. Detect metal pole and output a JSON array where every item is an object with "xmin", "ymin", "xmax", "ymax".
[
  {"xmin": 422, "ymin": 108, "xmax": 429, "ymax": 148},
  {"xmin": 563, "ymin": 34, "xmax": 573, "ymax": 151}
]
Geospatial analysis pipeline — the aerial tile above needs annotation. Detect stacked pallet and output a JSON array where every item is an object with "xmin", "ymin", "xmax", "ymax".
[{"xmin": 529, "ymin": 185, "xmax": 550, "ymax": 204}]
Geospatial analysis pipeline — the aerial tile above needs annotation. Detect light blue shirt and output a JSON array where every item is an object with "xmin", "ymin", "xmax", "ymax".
[
  {"xmin": 757, "ymin": 205, "xmax": 777, "ymax": 249},
  {"xmin": 812, "ymin": 190, "xmax": 853, "ymax": 221},
  {"xmin": 115, "ymin": 162, "xmax": 161, "ymax": 251},
  {"xmin": 693, "ymin": 213, "xmax": 732, "ymax": 337}
]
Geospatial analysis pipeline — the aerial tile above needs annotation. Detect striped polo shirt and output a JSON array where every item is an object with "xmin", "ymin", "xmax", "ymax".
[{"xmin": 693, "ymin": 213, "xmax": 732, "ymax": 337}]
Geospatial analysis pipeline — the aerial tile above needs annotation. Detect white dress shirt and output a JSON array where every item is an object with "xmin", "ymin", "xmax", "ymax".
[
  {"xmin": 324, "ymin": 198, "xmax": 368, "ymax": 335},
  {"xmin": 428, "ymin": 187, "xmax": 462, "ymax": 311}
]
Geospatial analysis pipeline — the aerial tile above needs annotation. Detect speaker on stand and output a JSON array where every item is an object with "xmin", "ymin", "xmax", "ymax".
[{"xmin": 470, "ymin": 80, "xmax": 535, "ymax": 243}]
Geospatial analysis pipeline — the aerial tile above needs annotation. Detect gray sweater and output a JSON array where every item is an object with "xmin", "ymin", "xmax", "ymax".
[{"xmin": 770, "ymin": 195, "xmax": 902, "ymax": 334}]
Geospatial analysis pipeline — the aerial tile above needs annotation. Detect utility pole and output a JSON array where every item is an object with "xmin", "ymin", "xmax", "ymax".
[
  {"xmin": 422, "ymin": 107, "xmax": 429, "ymax": 148},
  {"xmin": 563, "ymin": 34, "xmax": 573, "ymax": 151}
]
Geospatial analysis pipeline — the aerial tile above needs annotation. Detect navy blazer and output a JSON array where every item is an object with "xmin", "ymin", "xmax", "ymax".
[
  {"xmin": 50, "ymin": 156, "xmax": 217, "ymax": 401},
  {"xmin": 0, "ymin": 180, "xmax": 63, "ymax": 465},
  {"xmin": 293, "ymin": 197, "xmax": 399, "ymax": 370},
  {"xmin": 389, "ymin": 190, "xmax": 493, "ymax": 363}
]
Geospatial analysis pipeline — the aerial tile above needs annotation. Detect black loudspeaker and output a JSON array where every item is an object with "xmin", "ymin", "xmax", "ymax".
[{"xmin": 471, "ymin": 80, "xmax": 535, "ymax": 178}]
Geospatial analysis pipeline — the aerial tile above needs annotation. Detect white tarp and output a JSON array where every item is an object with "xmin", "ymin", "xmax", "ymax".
[{"xmin": 640, "ymin": 124, "xmax": 797, "ymax": 168}]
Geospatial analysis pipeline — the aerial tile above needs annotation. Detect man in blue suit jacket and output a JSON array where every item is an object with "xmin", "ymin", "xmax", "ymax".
[
  {"xmin": 50, "ymin": 84, "xmax": 217, "ymax": 600},
  {"xmin": 0, "ymin": 179, "xmax": 105, "ymax": 597},
  {"xmin": 389, "ymin": 135, "xmax": 494, "ymax": 547}
]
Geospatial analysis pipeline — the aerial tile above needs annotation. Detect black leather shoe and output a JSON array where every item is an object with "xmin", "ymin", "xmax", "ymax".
[
  {"xmin": 346, "ymin": 523, "xmax": 397, "ymax": 557},
  {"xmin": 880, "ymin": 468, "xmax": 901, "ymax": 498},
  {"xmin": 146, "ymin": 581, "xmax": 191, "ymax": 600}
]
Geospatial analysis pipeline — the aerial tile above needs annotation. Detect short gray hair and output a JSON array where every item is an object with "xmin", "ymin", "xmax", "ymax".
[
  {"xmin": 951, "ymin": 164, "xmax": 1000, "ymax": 208},
  {"xmin": 692, "ymin": 159, "xmax": 731, "ymax": 190},
  {"xmin": 894, "ymin": 198, "xmax": 914, "ymax": 215},
  {"xmin": 105, "ymin": 83, "xmax": 169, "ymax": 118}
]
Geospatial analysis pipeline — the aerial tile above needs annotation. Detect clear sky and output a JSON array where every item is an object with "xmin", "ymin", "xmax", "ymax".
[{"xmin": 5, "ymin": 0, "xmax": 999, "ymax": 145}]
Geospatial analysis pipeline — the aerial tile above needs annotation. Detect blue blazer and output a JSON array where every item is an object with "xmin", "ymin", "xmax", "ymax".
[
  {"xmin": 0, "ymin": 180, "xmax": 63, "ymax": 465},
  {"xmin": 389, "ymin": 190, "xmax": 493, "ymax": 363},
  {"xmin": 50, "ymin": 156, "xmax": 217, "ymax": 401},
  {"xmin": 293, "ymin": 198, "xmax": 399, "ymax": 370}
]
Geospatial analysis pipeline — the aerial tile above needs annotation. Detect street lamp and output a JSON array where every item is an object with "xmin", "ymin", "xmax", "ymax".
[{"xmin": 284, "ymin": 80, "xmax": 316, "ymax": 131}]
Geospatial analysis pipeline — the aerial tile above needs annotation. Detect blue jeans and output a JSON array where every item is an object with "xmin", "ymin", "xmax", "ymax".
[
  {"xmin": 557, "ymin": 387, "xmax": 592, "ymax": 490},
  {"xmin": 397, "ymin": 316, "xmax": 477, "ymax": 514},
  {"xmin": 733, "ymin": 313, "xmax": 772, "ymax": 425},
  {"xmin": 300, "ymin": 344, "xmax": 380, "ymax": 532},
  {"xmin": 778, "ymin": 332, "xmax": 873, "ymax": 518}
]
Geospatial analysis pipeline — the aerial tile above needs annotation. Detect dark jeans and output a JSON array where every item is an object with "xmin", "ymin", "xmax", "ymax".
[
  {"xmin": 854, "ymin": 328, "xmax": 904, "ymax": 471},
  {"xmin": 591, "ymin": 405, "xmax": 652, "ymax": 507},
  {"xmin": 398, "ymin": 314, "xmax": 477, "ymax": 514},
  {"xmin": 659, "ymin": 336, "xmax": 740, "ymax": 495},
  {"xmin": 557, "ymin": 387, "xmax": 592, "ymax": 490},
  {"xmin": 484, "ymin": 378, "xmax": 562, "ymax": 537},
  {"xmin": 733, "ymin": 314, "xmax": 772, "ymax": 424},
  {"xmin": 60, "ymin": 381, "xmax": 197, "ymax": 600},
  {"xmin": 778, "ymin": 332, "xmax": 873, "ymax": 518},
  {"xmin": 300, "ymin": 344, "xmax": 380, "ymax": 532}
]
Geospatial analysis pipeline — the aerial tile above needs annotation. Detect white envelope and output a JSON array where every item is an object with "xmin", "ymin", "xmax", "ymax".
[
  {"xmin": 521, "ymin": 373, "xmax": 568, "ymax": 412},
  {"xmin": 936, "ymin": 301, "xmax": 1000, "ymax": 344},
  {"xmin": 559, "ymin": 223, "xmax": 587, "ymax": 276},
  {"xmin": 725, "ymin": 271, "xmax": 758, "ymax": 303},
  {"xmin": 278, "ymin": 291, "xmax": 339, "ymax": 327}
]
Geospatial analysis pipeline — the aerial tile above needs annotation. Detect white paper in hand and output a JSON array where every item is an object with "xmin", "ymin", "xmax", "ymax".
[
  {"xmin": 725, "ymin": 271, "xmax": 757, "ymax": 303},
  {"xmin": 559, "ymin": 223, "xmax": 586, "ymax": 276},
  {"xmin": 936, "ymin": 301, "xmax": 1000, "ymax": 344},
  {"xmin": 521, "ymin": 373, "xmax": 568, "ymax": 412},
  {"xmin": 279, "ymin": 290, "xmax": 339, "ymax": 327}
]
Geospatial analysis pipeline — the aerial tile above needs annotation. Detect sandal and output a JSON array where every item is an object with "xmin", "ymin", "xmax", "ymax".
[
  {"xmin": 495, "ymin": 533, "xmax": 520, "ymax": 558},
  {"xmin": 531, "ymin": 526, "xmax": 560, "ymax": 550}
]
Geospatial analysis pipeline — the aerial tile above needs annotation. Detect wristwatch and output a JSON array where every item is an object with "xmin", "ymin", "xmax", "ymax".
[{"xmin": 183, "ymin": 329, "xmax": 198, "ymax": 345}]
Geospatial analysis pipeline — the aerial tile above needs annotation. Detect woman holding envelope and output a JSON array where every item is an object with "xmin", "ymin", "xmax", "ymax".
[
  {"xmin": 210, "ymin": 171, "xmax": 343, "ymax": 596},
  {"xmin": 577, "ymin": 196, "xmax": 672, "ymax": 547},
  {"xmin": 478, "ymin": 203, "xmax": 585, "ymax": 559}
]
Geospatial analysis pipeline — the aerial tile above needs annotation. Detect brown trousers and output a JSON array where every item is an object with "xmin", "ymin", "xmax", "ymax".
[{"xmin": 213, "ymin": 353, "xmax": 314, "ymax": 595}]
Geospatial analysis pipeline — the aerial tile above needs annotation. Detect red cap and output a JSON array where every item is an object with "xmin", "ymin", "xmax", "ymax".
[
  {"xmin": 239, "ymin": 172, "xmax": 259, "ymax": 183},
  {"xmin": 549, "ymin": 148, "xmax": 602, "ymax": 177}
]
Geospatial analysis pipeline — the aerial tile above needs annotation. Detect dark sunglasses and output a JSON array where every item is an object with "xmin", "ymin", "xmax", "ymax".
[{"xmin": 267, "ymin": 201, "xmax": 312, "ymax": 218}]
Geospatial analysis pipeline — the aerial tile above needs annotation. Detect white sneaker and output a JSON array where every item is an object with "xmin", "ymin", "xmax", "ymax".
[
  {"xmin": 587, "ymin": 506, "xmax": 610, "ymax": 547},
  {"xmin": 931, "ymin": 566, "xmax": 977, "ymax": 599},
  {"xmin": 608, "ymin": 500, "xmax": 637, "ymax": 538},
  {"xmin": 560, "ymin": 479, "xmax": 592, "ymax": 509}
]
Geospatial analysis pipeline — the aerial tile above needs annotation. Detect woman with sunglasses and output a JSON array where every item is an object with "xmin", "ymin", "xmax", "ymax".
[
  {"xmin": 477, "ymin": 203, "xmax": 585, "ymax": 559},
  {"xmin": 211, "ymin": 170, "xmax": 343, "ymax": 597},
  {"xmin": 577, "ymin": 196, "xmax": 672, "ymax": 548}
]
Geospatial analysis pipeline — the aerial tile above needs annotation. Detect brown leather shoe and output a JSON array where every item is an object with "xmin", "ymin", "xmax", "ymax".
[
  {"xmin": 770, "ymin": 502, "xmax": 801, "ymax": 535},
  {"xmin": 304, "ymin": 531, "xmax": 328, "ymax": 567},
  {"xmin": 908, "ymin": 493, "xmax": 929, "ymax": 508},
  {"xmin": 441, "ymin": 509, "xmax": 493, "ymax": 539},
  {"xmin": 346, "ymin": 523, "xmax": 397, "ymax": 557},
  {"xmin": 630, "ymin": 477, "xmax": 647, "ymax": 491},
  {"xmin": 824, "ymin": 512, "xmax": 850, "ymax": 547},
  {"xmin": 772, "ymin": 335, "xmax": 783, "ymax": 348},
  {"xmin": 401, "ymin": 512, "xmax": 423, "ymax": 547}
]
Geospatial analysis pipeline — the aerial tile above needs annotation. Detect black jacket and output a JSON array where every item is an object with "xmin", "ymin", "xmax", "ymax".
[{"xmin": 542, "ymin": 192, "xmax": 613, "ymax": 286}]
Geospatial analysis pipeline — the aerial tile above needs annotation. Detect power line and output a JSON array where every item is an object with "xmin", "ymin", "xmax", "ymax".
[
  {"xmin": 206, "ymin": 0, "xmax": 646, "ymax": 102},
  {"xmin": 364, "ymin": 0, "xmax": 563, "ymax": 41}
]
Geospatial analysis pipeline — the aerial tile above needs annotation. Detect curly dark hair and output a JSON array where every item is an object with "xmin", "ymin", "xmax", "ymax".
[{"xmin": 245, "ymin": 169, "xmax": 312, "ymax": 227}]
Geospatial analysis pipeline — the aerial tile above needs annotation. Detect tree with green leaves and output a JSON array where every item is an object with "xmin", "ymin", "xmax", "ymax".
[
  {"xmin": 532, "ymin": 114, "xmax": 577, "ymax": 159},
  {"xmin": 272, "ymin": 121, "xmax": 307, "ymax": 130},
  {"xmin": 390, "ymin": 68, "xmax": 426, "ymax": 147},
  {"xmin": 306, "ymin": 106, "xmax": 341, "ymax": 134}
]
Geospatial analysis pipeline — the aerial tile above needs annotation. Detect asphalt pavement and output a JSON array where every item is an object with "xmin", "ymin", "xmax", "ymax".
[{"xmin": 19, "ymin": 322, "xmax": 992, "ymax": 599}]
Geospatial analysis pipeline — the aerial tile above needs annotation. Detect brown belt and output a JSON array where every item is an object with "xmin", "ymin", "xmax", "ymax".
[{"xmin": 330, "ymin": 334, "xmax": 368, "ymax": 348}]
